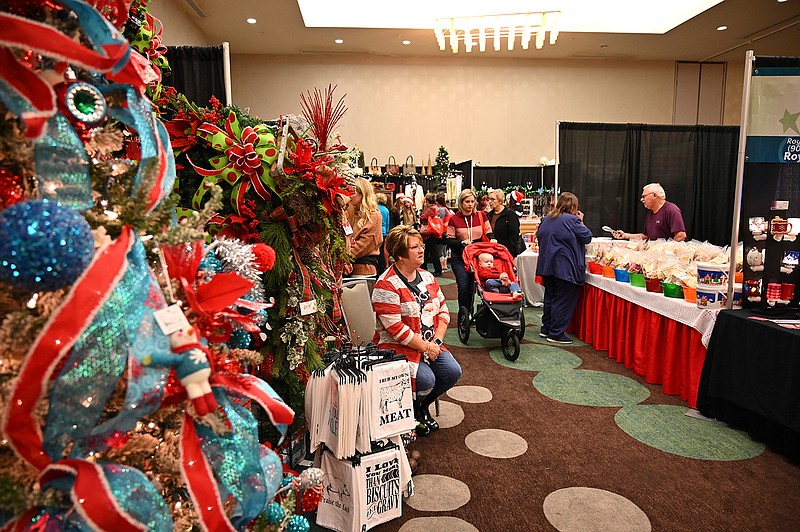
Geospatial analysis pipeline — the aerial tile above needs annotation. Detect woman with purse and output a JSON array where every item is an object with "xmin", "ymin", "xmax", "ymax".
[
  {"xmin": 487, "ymin": 189, "xmax": 526, "ymax": 257},
  {"xmin": 445, "ymin": 189, "xmax": 494, "ymax": 311},
  {"xmin": 347, "ymin": 177, "xmax": 384, "ymax": 276}
]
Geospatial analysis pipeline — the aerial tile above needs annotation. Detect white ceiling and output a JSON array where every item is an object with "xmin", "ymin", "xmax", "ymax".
[{"xmin": 184, "ymin": 0, "xmax": 800, "ymax": 62}]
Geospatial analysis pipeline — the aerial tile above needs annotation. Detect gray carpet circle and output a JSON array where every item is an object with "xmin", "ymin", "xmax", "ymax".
[
  {"xmin": 431, "ymin": 400, "xmax": 464, "ymax": 429},
  {"xmin": 543, "ymin": 487, "xmax": 651, "ymax": 532},
  {"xmin": 464, "ymin": 428, "xmax": 528, "ymax": 459},
  {"xmin": 490, "ymin": 343, "xmax": 583, "ymax": 371},
  {"xmin": 446, "ymin": 385, "xmax": 493, "ymax": 403},
  {"xmin": 399, "ymin": 517, "xmax": 478, "ymax": 532},
  {"xmin": 406, "ymin": 475, "xmax": 470, "ymax": 512},
  {"xmin": 533, "ymin": 368, "xmax": 651, "ymax": 406}
]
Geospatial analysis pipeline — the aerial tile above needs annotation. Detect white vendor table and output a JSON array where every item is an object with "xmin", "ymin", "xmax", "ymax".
[{"xmin": 515, "ymin": 249, "xmax": 544, "ymax": 306}]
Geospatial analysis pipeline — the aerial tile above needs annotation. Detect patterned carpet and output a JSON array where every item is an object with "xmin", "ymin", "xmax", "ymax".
[{"xmin": 362, "ymin": 272, "xmax": 800, "ymax": 532}]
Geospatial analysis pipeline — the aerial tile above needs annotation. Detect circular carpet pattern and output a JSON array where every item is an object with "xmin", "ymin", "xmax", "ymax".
[
  {"xmin": 431, "ymin": 400, "xmax": 465, "ymax": 429},
  {"xmin": 406, "ymin": 475, "xmax": 471, "ymax": 512},
  {"xmin": 399, "ymin": 517, "xmax": 479, "ymax": 532},
  {"xmin": 445, "ymin": 299, "xmax": 460, "ymax": 314},
  {"xmin": 543, "ymin": 487, "xmax": 651, "ymax": 532},
  {"xmin": 614, "ymin": 404, "xmax": 765, "ymax": 460},
  {"xmin": 437, "ymin": 277, "xmax": 456, "ymax": 287},
  {"xmin": 446, "ymin": 385, "xmax": 493, "ymax": 403},
  {"xmin": 464, "ymin": 429, "xmax": 528, "ymax": 459},
  {"xmin": 490, "ymin": 343, "xmax": 583, "ymax": 371},
  {"xmin": 533, "ymin": 369, "xmax": 651, "ymax": 407}
]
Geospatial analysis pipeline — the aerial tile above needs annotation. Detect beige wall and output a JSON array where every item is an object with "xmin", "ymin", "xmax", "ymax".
[
  {"xmin": 151, "ymin": 0, "xmax": 746, "ymax": 166},
  {"xmin": 150, "ymin": 0, "xmax": 213, "ymax": 46}
]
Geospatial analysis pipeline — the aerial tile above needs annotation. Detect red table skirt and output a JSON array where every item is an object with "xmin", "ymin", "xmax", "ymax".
[{"xmin": 569, "ymin": 283, "xmax": 707, "ymax": 408}]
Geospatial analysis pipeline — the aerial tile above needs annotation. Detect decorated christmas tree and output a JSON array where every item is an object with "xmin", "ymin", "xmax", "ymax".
[{"xmin": 0, "ymin": 0, "xmax": 358, "ymax": 529}]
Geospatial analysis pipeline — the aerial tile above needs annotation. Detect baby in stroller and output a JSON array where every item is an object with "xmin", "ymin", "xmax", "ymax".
[{"xmin": 476, "ymin": 252, "xmax": 524, "ymax": 301}]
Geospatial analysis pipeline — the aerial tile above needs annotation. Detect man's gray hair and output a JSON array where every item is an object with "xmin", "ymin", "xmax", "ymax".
[{"xmin": 643, "ymin": 183, "xmax": 666, "ymax": 199}]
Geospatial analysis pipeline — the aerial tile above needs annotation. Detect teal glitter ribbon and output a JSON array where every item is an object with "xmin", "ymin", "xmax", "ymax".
[
  {"xmin": 34, "ymin": 114, "xmax": 94, "ymax": 211},
  {"xmin": 196, "ymin": 390, "xmax": 283, "ymax": 528},
  {"xmin": 42, "ymin": 234, "xmax": 172, "ymax": 460}
]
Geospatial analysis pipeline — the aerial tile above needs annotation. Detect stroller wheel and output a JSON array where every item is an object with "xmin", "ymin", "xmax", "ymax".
[
  {"xmin": 502, "ymin": 329, "xmax": 520, "ymax": 361},
  {"xmin": 517, "ymin": 309, "xmax": 526, "ymax": 340},
  {"xmin": 457, "ymin": 306, "xmax": 471, "ymax": 344}
]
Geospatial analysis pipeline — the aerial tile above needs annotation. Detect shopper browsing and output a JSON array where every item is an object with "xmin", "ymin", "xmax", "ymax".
[
  {"xmin": 536, "ymin": 192, "xmax": 593, "ymax": 344},
  {"xmin": 476, "ymin": 252, "xmax": 524, "ymax": 300},
  {"xmin": 346, "ymin": 177, "xmax": 383, "ymax": 276},
  {"xmin": 487, "ymin": 189, "xmax": 524, "ymax": 257},
  {"xmin": 612, "ymin": 183, "xmax": 687, "ymax": 242}
]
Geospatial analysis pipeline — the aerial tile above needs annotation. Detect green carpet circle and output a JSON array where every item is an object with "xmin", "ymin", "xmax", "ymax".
[
  {"xmin": 489, "ymin": 343, "xmax": 583, "ymax": 371},
  {"xmin": 533, "ymin": 369, "xmax": 650, "ymax": 407},
  {"xmin": 437, "ymin": 277, "xmax": 456, "ymax": 286},
  {"xmin": 444, "ymin": 327, "xmax": 504, "ymax": 350},
  {"xmin": 446, "ymin": 299, "xmax": 460, "ymax": 314},
  {"xmin": 614, "ymin": 404, "xmax": 765, "ymax": 461}
]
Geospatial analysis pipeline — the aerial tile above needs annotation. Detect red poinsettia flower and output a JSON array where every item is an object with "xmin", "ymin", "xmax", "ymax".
[
  {"xmin": 165, "ymin": 114, "xmax": 202, "ymax": 154},
  {"xmin": 285, "ymin": 138, "xmax": 331, "ymax": 181},
  {"xmin": 314, "ymin": 165, "xmax": 351, "ymax": 214}
]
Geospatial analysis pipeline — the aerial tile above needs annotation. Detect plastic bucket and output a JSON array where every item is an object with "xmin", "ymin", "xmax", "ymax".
[
  {"xmin": 683, "ymin": 285, "xmax": 697, "ymax": 304},
  {"xmin": 629, "ymin": 273, "xmax": 646, "ymax": 288},
  {"xmin": 613, "ymin": 268, "xmax": 630, "ymax": 283},
  {"xmin": 588, "ymin": 262, "xmax": 603, "ymax": 275},
  {"xmin": 601, "ymin": 265, "xmax": 615, "ymax": 278},
  {"xmin": 696, "ymin": 286, "xmax": 726, "ymax": 308},
  {"xmin": 645, "ymin": 276, "xmax": 663, "ymax": 293},
  {"xmin": 696, "ymin": 262, "xmax": 728, "ymax": 286},
  {"xmin": 662, "ymin": 282, "xmax": 684, "ymax": 298}
]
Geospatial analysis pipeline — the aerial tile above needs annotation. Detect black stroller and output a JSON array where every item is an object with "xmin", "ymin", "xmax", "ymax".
[{"xmin": 457, "ymin": 242, "xmax": 525, "ymax": 361}]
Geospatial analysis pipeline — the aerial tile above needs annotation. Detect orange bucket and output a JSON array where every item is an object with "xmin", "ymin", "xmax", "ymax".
[
  {"xmin": 683, "ymin": 285, "xmax": 697, "ymax": 304},
  {"xmin": 734, "ymin": 271, "xmax": 743, "ymax": 283},
  {"xmin": 601, "ymin": 265, "xmax": 615, "ymax": 278}
]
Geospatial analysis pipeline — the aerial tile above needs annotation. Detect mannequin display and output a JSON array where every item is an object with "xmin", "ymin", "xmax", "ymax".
[{"xmin": 405, "ymin": 177, "xmax": 425, "ymax": 211}]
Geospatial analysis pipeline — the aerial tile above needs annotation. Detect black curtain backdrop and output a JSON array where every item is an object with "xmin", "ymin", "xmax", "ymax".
[
  {"xmin": 559, "ymin": 122, "xmax": 739, "ymax": 246},
  {"xmin": 164, "ymin": 45, "xmax": 225, "ymax": 106},
  {"xmin": 473, "ymin": 165, "xmax": 555, "ymax": 191}
]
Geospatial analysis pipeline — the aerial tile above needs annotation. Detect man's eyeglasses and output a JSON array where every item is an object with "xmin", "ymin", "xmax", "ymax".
[{"xmin": 641, "ymin": 192, "xmax": 656, "ymax": 200}]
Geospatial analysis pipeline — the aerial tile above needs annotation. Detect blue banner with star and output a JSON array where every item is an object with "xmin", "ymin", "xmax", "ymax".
[{"xmin": 746, "ymin": 65, "xmax": 800, "ymax": 163}]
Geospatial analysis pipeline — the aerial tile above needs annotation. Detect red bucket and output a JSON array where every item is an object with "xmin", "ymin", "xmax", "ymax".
[
  {"xmin": 588, "ymin": 262, "xmax": 603, "ymax": 275},
  {"xmin": 645, "ymin": 276, "xmax": 663, "ymax": 293}
]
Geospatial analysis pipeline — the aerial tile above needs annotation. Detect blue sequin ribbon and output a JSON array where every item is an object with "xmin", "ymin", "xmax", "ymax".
[
  {"xmin": 34, "ymin": 114, "xmax": 94, "ymax": 211},
  {"xmin": 42, "ymin": 233, "xmax": 172, "ymax": 460}
]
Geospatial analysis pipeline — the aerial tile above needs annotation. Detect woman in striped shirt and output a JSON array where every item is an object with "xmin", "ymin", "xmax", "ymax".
[{"xmin": 372, "ymin": 225, "xmax": 462, "ymax": 436}]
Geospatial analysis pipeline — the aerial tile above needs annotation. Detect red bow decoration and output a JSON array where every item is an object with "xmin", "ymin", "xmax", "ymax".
[{"xmin": 161, "ymin": 241, "xmax": 266, "ymax": 341}]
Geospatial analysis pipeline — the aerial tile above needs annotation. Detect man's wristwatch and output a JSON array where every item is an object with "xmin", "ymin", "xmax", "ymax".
[{"xmin": 433, "ymin": 338, "xmax": 443, "ymax": 347}]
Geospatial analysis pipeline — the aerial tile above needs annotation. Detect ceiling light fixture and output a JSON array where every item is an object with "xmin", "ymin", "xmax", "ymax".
[
  {"xmin": 434, "ymin": 11, "xmax": 560, "ymax": 53},
  {"xmin": 402, "ymin": 40, "xmax": 412, "ymax": 45},
  {"xmin": 716, "ymin": 25, "xmax": 727, "ymax": 30},
  {"xmin": 334, "ymin": 38, "xmax": 344, "ymax": 44},
  {"xmin": 246, "ymin": 18, "xmax": 256, "ymax": 24}
]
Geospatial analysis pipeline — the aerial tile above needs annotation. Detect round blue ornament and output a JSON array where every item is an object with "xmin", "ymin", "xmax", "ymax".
[
  {"xmin": 227, "ymin": 329, "xmax": 252, "ymax": 349},
  {"xmin": 286, "ymin": 515, "xmax": 310, "ymax": 532},
  {"xmin": 0, "ymin": 199, "xmax": 95, "ymax": 292},
  {"xmin": 264, "ymin": 502, "xmax": 285, "ymax": 525},
  {"xmin": 280, "ymin": 475, "xmax": 296, "ymax": 489}
]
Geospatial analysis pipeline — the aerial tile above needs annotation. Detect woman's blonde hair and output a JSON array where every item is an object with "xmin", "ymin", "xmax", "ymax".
[
  {"xmin": 547, "ymin": 192, "xmax": 579, "ymax": 219},
  {"xmin": 385, "ymin": 225, "xmax": 422, "ymax": 261},
  {"xmin": 350, "ymin": 177, "xmax": 379, "ymax": 228},
  {"xmin": 457, "ymin": 189, "xmax": 477, "ymax": 214}
]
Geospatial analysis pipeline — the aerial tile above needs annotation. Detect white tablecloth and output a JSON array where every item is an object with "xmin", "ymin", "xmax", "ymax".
[
  {"xmin": 584, "ymin": 273, "xmax": 721, "ymax": 347},
  {"xmin": 515, "ymin": 249, "xmax": 544, "ymax": 306}
]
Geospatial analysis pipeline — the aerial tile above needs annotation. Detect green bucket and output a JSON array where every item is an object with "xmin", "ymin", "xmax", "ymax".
[
  {"xmin": 629, "ymin": 273, "xmax": 646, "ymax": 288},
  {"xmin": 662, "ymin": 282, "xmax": 684, "ymax": 298}
]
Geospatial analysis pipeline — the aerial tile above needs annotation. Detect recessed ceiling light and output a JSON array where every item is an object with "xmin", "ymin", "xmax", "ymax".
[
  {"xmin": 246, "ymin": 18, "xmax": 257, "ymax": 24},
  {"xmin": 334, "ymin": 39, "xmax": 344, "ymax": 44},
  {"xmin": 402, "ymin": 40, "xmax": 411, "ymax": 45},
  {"xmin": 716, "ymin": 25, "xmax": 727, "ymax": 31},
  {"xmin": 778, "ymin": 0, "xmax": 788, "ymax": 3}
]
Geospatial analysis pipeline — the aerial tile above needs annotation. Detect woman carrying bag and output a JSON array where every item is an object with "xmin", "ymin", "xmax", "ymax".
[{"xmin": 487, "ymin": 189, "xmax": 526, "ymax": 257}]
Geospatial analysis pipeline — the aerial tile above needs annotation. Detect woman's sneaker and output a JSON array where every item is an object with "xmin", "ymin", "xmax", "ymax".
[{"xmin": 421, "ymin": 411, "xmax": 439, "ymax": 432}]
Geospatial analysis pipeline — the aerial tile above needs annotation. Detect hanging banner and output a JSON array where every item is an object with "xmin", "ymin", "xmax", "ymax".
[{"xmin": 746, "ymin": 60, "xmax": 800, "ymax": 163}]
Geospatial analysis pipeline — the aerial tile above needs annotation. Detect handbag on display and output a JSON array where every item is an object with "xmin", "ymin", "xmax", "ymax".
[
  {"xmin": 386, "ymin": 156, "xmax": 400, "ymax": 175},
  {"xmin": 369, "ymin": 157, "xmax": 381, "ymax": 176},
  {"xmin": 403, "ymin": 155, "xmax": 415, "ymax": 175}
]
